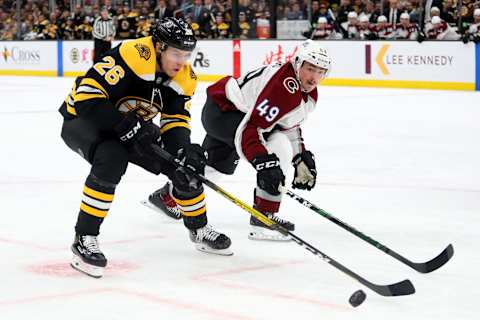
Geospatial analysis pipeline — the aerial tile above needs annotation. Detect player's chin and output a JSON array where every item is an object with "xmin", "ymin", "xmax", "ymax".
[
  {"xmin": 302, "ymin": 84, "xmax": 316, "ymax": 93},
  {"xmin": 166, "ymin": 68, "xmax": 181, "ymax": 77}
]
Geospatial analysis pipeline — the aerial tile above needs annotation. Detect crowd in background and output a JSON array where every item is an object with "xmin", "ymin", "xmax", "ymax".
[{"xmin": 0, "ymin": 0, "xmax": 479, "ymax": 42}]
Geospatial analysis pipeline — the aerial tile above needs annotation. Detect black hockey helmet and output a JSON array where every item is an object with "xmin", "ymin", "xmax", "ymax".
[{"xmin": 152, "ymin": 17, "xmax": 197, "ymax": 52}]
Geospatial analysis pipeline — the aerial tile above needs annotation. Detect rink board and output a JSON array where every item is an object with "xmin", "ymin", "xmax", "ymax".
[{"xmin": 0, "ymin": 40, "xmax": 477, "ymax": 91}]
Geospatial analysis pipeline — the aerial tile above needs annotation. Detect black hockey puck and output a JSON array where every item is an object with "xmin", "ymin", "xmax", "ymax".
[{"xmin": 349, "ymin": 290, "xmax": 366, "ymax": 307}]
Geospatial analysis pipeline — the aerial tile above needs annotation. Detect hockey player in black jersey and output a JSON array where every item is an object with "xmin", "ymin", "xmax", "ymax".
[{"xmin": 59, "ymin": 18, "xmax": 231, "ymax": 278}]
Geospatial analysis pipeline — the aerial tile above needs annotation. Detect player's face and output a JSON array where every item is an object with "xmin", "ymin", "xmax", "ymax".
[
  {"xmin": 158, "ymin": 46, "xmax": 192, "ymax": 77},
  {"xmin": 298, "ymin": 61, "xmax": 327, "ymax": 92}
]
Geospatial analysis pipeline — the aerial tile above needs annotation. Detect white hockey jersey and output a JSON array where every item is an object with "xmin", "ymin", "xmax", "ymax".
[{"xmin": 207, "ymin": 62, "xmax": 318, "ymax": 162}]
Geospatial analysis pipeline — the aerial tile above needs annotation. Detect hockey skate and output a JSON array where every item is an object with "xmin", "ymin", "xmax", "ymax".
[
  {"xmin": 71, "ymin": 234, "xmax": 107, "ymax": 278},
  {"xmin": 249, "ymin": 210, "xmax": 294, "ymax": 241},
  {"xmin": 189, "ymin": 224, "xmax": 233, "ymax": 256},
  {"xmin": 141, "ymin": 182, "xmax": 182, "ymax": 220}
]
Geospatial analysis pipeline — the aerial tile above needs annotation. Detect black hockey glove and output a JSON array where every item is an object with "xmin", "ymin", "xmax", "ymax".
[
  {"xmin": 417, "ymin": 32, "xmax": 425, "ymax": 43},
  {"xmin": 292, "ymin": 150, "xmax": 317, "ymax": 191},
  {"xmin": 251, "ymin": 153, "xmax": 285, "ymax": 196},
  {"xmin": 114, "ymin": 112, "xmax": 160, "ymax": 156},
  {"xmin": 173, "ymin": 144, "xmax": 208, "ymax": 191}
]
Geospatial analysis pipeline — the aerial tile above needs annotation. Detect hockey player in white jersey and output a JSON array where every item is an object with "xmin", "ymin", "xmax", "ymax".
[{"xmin": 153, "ymin": 40, "xmax": 325, "ymax": 243}]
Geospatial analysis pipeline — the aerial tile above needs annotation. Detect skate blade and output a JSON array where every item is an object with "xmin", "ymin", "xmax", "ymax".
[
  {"xmin": 71, "ymin": 255, "xmax": 104, "ymax": 278},
  {"xmin": 248, "ymin": 226, "xmax": 292, "ymax": 242},
  {"xmin": 194, "ymin": 243, "xmax": 234, "ymax": 256},
  {"xmin": 140, "ymin": 199, "xmax": 182, "ymax": 221}
]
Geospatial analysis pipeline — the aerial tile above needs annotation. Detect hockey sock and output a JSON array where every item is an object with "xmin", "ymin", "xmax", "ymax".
[
  {"xmin": 173, "ymin": 187, "xmax": 208, "ymax": 230},
  {"xmin": 75, "ymin": 174, "xmax": 116, "ymax": 235}
]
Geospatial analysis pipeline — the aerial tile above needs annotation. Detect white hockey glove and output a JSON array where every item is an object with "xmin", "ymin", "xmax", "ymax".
[{"xmin": 292, "ymin": 150, "xmax": 316, "ymax": 191}]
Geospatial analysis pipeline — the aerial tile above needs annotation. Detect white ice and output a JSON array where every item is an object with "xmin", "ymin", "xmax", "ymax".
[{"xmin": 0, "ymin": 76, "xmax": 479, "ymax": 319}]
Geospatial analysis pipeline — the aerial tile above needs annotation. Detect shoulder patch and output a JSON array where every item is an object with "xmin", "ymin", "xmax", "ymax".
[
  {"xmin": 134, "ymin": 43, "xmax": 151, "ymax": 60},
  {"xmin": 119, "ymin": 36, "xmax": 156, "ymax": 81}
]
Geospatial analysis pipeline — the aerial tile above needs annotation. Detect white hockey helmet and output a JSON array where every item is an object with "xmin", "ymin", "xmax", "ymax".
[
  {"xmin": 400, "ymin": 12, "xmax": 410, "ymax": 20},
  {"xmin": 359, "ymin": 15, "xmax": 369, "ymax": 23},
  {"xmin": 292, "ymin": 39, "xmax": 331, "ymax": 79},
  {"xmin": 431, "ymin": 16, "xmax": 441, "ymax": 24},
  {"xmin": 474, "ymin": 8, "xmax": 480, "ymax": 17},
  {"xmin": 377, "ymin": 15, "xmax": 387, "ymax": 23},
  {"xmin": 317, "ymin": 16, "xmax": 328, "ymax": 24}
]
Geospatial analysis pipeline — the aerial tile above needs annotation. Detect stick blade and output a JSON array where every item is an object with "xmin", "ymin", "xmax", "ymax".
[
  {"xmin": 369, "ymin": 279, "xmax": 416, "ymax": 297},
  {"xmin": 410, "ymin": 244, "xmax": 454, "ymax": 273}
]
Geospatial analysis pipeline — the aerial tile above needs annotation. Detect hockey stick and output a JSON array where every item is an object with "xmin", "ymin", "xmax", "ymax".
[
  {"xmin": 285, "ymin": 189, "xmax": 454, "ymax": 273},
  {"xmin": 151, "ymin": 144, "xmax": 415, "ymax": 297}
]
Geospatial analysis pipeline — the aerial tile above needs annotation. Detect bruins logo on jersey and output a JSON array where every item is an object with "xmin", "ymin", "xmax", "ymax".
[
  {"xmin": 116, "ymin": 96, "xmax": 160, "ymax": 121},
  {"xmin": 134, "ymin": 43, "xmax": 151, "ymax": 61}
]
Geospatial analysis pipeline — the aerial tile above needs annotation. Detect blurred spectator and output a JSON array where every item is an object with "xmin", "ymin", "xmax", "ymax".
[
  {"xmin": 117, "ymin": 3, "xmax": 137, "ymax": 39},
  {"xmin": 375, "ymin": 15, "xmax": 395, "ymax": 39},
  {"xmin": 311, "ymin": 16, "xmax": 341, "ymax": 39},
  {"xmin": 385, "ymin": 0, "xmax": 401, "ymax": 24},
  {"xmin": 204, "ymin": 0, "xmax": 219, "ymax": 16},
  {"xmin": 358, "ymin": 14, "xmax": 376, "ymax": 39},
  {"xmin": 0, "ymin": 0, "xmax": 473, "ymax": 41},
  {"xmin": 463, "ymin": 8, "xmax": 480, "ymax": 43},
  {"xmin": 154, "ymin": 0, "xmax": 173, "ymax": 20},
  {"xmin": 395, "ymin": 12, "xmax": 419, "ymax": 40},
  {"xmin": 441, "ymin": 0, "xmax": 458, "ymax": 25},
  {"xmin": 310, "ymin": 1, "xmax": 321, "ymax": 25},
  {"xmin": 359, "ymin": 1, "xmax": 381, "ymax": 23},
  {"xmin": 210, "ymin": 12, "xmax": 230, "ymax": 39},
  {"xmin": 426, "ymin": 15, "xmax": 461, "ymax": 39},
  {"xmin": 340, "ymin": 11, "xmax": 360, "ymax": 38},
  {"xmin": 239, "ymin": 10, "xmax": 255, "ymax": 39},
  {"xmin": 286, "ymin": 2, "xmax": 305, "ymax": 20},
  {"xmin": 318, "ymin": 2, "xmax": 335, "ymax": 24},
  {"xmin": 136, "ymin": 15, "xmax": 151, "ymax": 38},
  {"xmin": 337, "ymin": 0, "xmax": 354, "ymax": 24}
]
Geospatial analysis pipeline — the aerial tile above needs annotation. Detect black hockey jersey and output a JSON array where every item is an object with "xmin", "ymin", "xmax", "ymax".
[{"xmin": 59, "ymin": 36, "xmax": 197, "ymax": 153}]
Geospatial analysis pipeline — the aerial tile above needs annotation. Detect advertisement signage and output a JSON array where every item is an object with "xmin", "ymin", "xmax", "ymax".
[{"xmin": 0, "ymin": 41, "xmax": 56, "ymax": 75}]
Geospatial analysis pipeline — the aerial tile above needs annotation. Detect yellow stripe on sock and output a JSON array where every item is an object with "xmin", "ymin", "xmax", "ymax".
[
  {"xmin": 83, "ymin": 186, "xmax": 114, "ymax": 202},
  {"xmin": 173, "ymin": 193, "xmax": 205, "ymax": 206},
  {"xmin": 80, "ymin": 203, "xmax": 109, "ymax": 218}
]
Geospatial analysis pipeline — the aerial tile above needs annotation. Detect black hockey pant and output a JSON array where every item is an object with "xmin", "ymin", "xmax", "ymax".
[{"xmin": 201, "ymin": 97, "xmax": 244, "ymax": 175}]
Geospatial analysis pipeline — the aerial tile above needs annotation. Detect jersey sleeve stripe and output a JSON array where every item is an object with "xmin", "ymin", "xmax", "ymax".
[
  {"xmin": 160, "ymin": 113, "xmax": 191, "ymax": 122},
  {"xmin": 159, "ymin": 122, "xmax": 191, "ymax": 134},
  {"xmin": 73, "ymin": 92, "xmax": 108, "ymax": 102},
  {"xmin": 79, "ymin": 78, "xmax": 109, "ymax": 97}
]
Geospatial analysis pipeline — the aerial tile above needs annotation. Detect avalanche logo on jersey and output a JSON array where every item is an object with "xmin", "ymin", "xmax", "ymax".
[
  {"xmin": 134, "ymin": 43, "xmax": 151, "ymax": 61},
  {"xmin": 283, "ymin": 77, "xmax": 299, "ymax": 94},
  {"xmin": 116, "ymin": 96, "xmax": 160, "ymax": 121}
]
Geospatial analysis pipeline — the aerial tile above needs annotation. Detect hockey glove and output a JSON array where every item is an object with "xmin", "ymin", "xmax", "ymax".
[
  {"xmin": 173, "ymin": 144, "xmax": 208, "ymax": 191},
  {"xmin": 251, "ymin": 153, "xmax": 285, "ymax": 196},
  {"xmin": 292, "ymin": 150, "xmax": 317, "ymax": 191},
  {"xmin": 114, "ymin": 112, "xmax": 160, "ymax": 156}
]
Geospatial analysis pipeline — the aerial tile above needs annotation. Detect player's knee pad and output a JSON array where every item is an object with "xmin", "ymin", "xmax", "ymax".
[
  {"xmin": 265, "ymin": 132, "xmax": 293, "ymax": 177},
  {"xmin": 202, "ymin": 135, "xmax": 239, "ymax": 175},
  {"xmin": 91, "ymin": 140, "xmax": 129, "ymax": 185}
]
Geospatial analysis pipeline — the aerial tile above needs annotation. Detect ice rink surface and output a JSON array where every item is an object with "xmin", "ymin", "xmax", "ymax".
[{"xmin": 0, "ymin": 76, "xmax": 479, "ymax": 319}]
